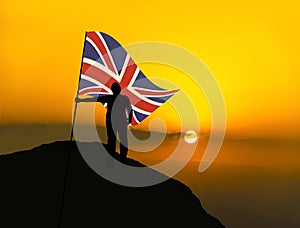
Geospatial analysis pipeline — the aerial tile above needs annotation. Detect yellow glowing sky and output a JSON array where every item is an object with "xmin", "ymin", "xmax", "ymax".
[{"xmin": 1, "ymin": 0, "xmax": 300, "ymax": 138}]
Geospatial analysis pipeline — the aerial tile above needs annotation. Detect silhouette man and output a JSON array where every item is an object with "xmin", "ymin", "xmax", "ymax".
[{"xmin": 76, "ymin": 82, "xmax": 133, "ymax": 163}]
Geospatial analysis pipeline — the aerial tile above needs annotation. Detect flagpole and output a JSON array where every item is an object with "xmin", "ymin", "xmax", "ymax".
[{"xmin": 58, "ymin": 31, "xmax": 87, "ymax": 227}]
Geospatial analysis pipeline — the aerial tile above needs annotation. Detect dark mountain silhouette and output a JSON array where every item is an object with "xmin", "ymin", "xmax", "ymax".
[{"xmin": 0, "ymin": 141, "xmax": 225, "ymax": 227}]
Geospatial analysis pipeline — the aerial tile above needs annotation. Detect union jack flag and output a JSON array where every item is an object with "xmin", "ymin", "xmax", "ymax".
[{"xmin": 78, "ymin": 31, "xmax": 179, "ymax": 125}]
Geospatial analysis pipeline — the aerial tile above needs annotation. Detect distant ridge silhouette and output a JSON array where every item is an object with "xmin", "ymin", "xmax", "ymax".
[{"xmin": 0, "ymin": 141, "xmax": 225, "ymax": 227}]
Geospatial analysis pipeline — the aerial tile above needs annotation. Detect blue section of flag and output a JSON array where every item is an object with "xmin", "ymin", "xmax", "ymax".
[
  {"xmin": 79, "ymin": 78, "xmax": 97, "ymax": 91},
  {"xmin": 132, "ymin": 71, "xmax": 164, "ymax": 91},
  {"xmin": 100, "ymin": 32, "xmax": 127, "ymax": 74},
  {"xmin": 147, "ymin": 95, "xmax": 174, "ymax": 103},
  {"xmin": 84, "ymin": 41, "xmax": 104, "ymax": 65},
  {"xmin": 134, "ymin": 111, "xmax": 148, "ymax": 122}
]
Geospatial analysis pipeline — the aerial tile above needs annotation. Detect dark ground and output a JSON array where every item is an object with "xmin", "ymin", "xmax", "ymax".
[{"xmin": 0, "ymin": 141, "xmax": 225, "ymax": 227}]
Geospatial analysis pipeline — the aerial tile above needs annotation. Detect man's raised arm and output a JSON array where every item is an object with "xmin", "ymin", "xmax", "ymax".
[
  {"xmin": 75, "ymin": 95, "xmax": 110, "ymax": 103},
  {"xmin": 75, "ymin": 97, "xmax": 98, "ymax": 103}
]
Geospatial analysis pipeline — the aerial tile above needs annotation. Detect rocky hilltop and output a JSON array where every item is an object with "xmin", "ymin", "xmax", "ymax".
[{"xmin": 0, "ymin": 141, "xmax": 225, "ymax": 227}]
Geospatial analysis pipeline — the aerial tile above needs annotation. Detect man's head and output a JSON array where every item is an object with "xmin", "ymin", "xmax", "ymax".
[{"xmin": 111, "ymin": 82, "xmax": 121, "ymax": 95}]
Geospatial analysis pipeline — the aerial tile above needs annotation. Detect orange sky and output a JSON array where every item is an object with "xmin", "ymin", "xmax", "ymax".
[{"xmin": 1, "ymin": 0, "xmax": 300, "ymax": 138}]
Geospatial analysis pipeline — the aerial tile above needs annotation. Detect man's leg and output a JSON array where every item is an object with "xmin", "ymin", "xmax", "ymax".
[
  {"xmin": 119, "ymin": 124, "xmax": 128, "ymax": 163},
  {"xmin": 106, "ymin": 118, "xmax": 116, "ymax": 156}
]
